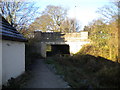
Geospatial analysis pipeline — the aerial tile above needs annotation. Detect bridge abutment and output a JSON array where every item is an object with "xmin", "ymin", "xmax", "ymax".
[{"xmin": 40, "ymin": 43, "xmax": 46, "ymax": 58}]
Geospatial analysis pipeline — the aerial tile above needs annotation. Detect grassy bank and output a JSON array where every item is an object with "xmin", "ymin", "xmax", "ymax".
[{"xmin": 46, "ymin": 55, "xmax": 120, "ymax": 88}]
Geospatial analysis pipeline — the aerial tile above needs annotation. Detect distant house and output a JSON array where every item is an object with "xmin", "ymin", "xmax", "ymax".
[{"xmin": 0, "ymin": 15, "xmax": 27, "ymax": 88}]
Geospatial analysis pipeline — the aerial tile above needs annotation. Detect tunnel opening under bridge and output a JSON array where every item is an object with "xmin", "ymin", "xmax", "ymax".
[{"xmin": 46, "ymin": 44, "xmax": 70, "ymax": 57}]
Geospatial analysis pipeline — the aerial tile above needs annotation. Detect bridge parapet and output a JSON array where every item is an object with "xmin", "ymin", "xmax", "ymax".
[{"xmin": 34, "ymin": 31, "xmax": 89, "ymax": 42}]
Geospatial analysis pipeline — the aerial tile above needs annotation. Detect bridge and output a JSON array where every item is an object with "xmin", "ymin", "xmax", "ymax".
[{"xmin": 33, "ymin": 31, "xmax": 90, "ymax": 57}]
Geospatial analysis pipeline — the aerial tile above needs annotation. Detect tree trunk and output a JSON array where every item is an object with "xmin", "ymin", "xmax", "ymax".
[{"xmin": 118, "ymin": 1, "xmax": 120, "ymax": 63}]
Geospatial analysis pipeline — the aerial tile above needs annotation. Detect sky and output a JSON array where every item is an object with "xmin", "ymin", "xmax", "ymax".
[{"xmin": 27, "ymin": 0, "xmax": 112, "ymax": 30}]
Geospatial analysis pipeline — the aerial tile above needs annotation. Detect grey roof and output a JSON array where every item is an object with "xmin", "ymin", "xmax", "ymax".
[{"xmin": 0, "ymin": 15, "xmax": 27, "ymax": 42}]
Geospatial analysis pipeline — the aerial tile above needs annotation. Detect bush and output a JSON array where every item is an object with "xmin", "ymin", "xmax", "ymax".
[
  {"xmin": 2, "ymin": 71, "xmax": 32, "ymax": 89},
  {"xmin": 78, "ymin": 44, "xmax": 110, "ymax": 60}
]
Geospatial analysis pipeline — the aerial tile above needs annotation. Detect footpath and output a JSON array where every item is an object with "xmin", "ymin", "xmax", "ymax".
[{"xmin": 23, "ymin": 59, "xmax": 69, "ymax": 88}]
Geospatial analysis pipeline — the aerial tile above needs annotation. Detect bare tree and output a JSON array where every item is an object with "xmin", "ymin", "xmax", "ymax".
[
  {"xmin": 96, "ymin": 0, "xmax": 120, "ymax": 61},
  {"xmin": 29, "ymin": 14, "xmax": 54, "ymax": 32},
  {"xmin": 60, "ymin": 18, "xmax": 80, "ymax": 33},
  {"xmin": 0, "ymin": 0, "xmax": 40, "ymax": 36},
  {"xmin": 41, "ymin": 5, "xmax": 67, "ymax": 32},
  {"xmin": 96, "ymin": 1, "xmax": 119, "ymax": 22},
  {"xmin": 29, "ymin": 5, "xmax": 80, "ymax": 33}
]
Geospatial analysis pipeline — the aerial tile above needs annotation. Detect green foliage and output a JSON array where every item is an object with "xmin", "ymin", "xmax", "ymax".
[
  {"xmin": 82, "ymin": 1, "xmax": 119, "ymax": 62},
  {"xmin": 46, "ymin": 44, "xmax": 52, "ymax": 52},
  {"xmin": 47, "ymin": 55, "xmax": 120, "ymax": 88},
  {"xmin": 78, "ymin": 44, "xmax": 110, "ymax": 59},
  {"xmin": 90, "ymin": 1, "xmax": 119, "ymax": 61},
  {"xmin": 88, "ymin": 19, "xmax": 109, "ymax": 46},
  {"xmin": 83, "ymin": 18, "xmax": 118, "ymax": 61}
]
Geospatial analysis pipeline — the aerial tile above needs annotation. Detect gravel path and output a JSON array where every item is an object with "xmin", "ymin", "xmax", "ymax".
[{"xmin": 23, "ymin": 59, "xmax": 69, "ymax": 88}]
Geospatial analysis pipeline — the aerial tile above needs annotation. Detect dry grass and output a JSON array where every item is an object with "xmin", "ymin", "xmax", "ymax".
[{"xmin": 46, "ymin": 54, "xmax": 120, "ymax": 88}]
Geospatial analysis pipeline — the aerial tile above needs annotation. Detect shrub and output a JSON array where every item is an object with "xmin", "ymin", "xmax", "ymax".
[
  {"xmin": 78, "ymin": 44, "xmax": 110, "ymax": 60},
  {"xmin": 2, "ymin": 71, "xmax": 32, "ymax": 89}
]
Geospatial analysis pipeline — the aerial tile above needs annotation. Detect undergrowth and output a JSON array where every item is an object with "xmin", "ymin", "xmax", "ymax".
[
  {"xmin": 46, "ymin": 55, "xmax": 120, "ymax": 88},
  {"xmin": 2, "ymin": 71, "xmax": 32, "ymax": 89}
]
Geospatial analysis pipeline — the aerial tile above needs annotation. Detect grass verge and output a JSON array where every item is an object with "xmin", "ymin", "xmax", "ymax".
[{"xmin": 45, "ymin": 55, "xmax": 120, "ymax": 88}]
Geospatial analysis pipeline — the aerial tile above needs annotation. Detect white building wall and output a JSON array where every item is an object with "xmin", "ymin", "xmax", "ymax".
[
  {"xmin": 0, "ymin": 40, "xmax": 2, "ymax": 89},
  {"xmin": 2, "ymin": 40, "xmax": 25, "ymax": 84}
]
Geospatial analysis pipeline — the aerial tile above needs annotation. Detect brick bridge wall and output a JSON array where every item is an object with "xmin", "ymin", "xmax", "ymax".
[{"xmin": 34, "ymin": 31, "xmax": 90, "ymax": 57}]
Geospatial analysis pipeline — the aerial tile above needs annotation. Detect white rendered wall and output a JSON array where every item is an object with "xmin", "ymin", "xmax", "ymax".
[
  {"xmin": 40, "ymin": 43, "xmax": 46, "ymax": 58},
  {"xmin": 2, "ymin": 40, "xmax": 25, "ymax": 84},
  {"xmin": 66, "ymin": 41, "xmax": 90, "ymax": 54},
  {"xmin": 0, "ymin": 40, "xmax": 2, "ymax": 89},
  {"xmin": 80, "ymin": 32, "xmax": 88, "ymax": 39}
]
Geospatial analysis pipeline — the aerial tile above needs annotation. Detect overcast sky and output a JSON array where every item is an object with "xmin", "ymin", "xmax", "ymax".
[{"xmin": 27, "ymin": 0, "xmax": 112, "ymax": 30}]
